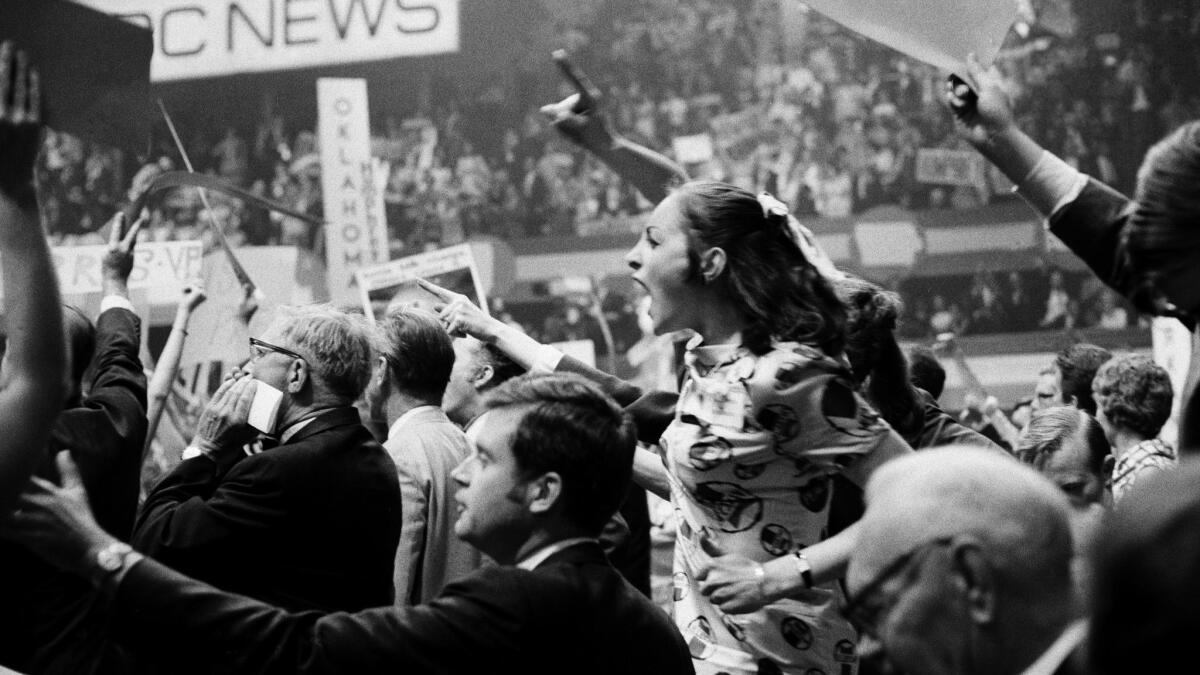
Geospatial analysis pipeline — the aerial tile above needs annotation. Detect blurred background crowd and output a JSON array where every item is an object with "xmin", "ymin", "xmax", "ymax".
[{"xmin": 34, "ymin": 0, "xmax": 1199, "ymax": 344}]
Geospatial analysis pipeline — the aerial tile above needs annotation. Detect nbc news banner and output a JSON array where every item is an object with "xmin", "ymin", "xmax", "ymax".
[{"xmin": 72, "ymin": 0, "xmax": 460, "ymax": 81}]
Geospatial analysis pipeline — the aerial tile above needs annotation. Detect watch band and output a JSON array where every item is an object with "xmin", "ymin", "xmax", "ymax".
[{"xmin": 793, "ymin": 549, "xmax": 814, "ymax": 589}]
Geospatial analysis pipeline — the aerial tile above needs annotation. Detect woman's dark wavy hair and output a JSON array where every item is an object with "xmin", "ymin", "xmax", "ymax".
[
  {"xmin": 834, "ymin": 275, "xmax": 922, "ymax": 439},
  {"xmin": 674, "ymin": 181, "xmax": 845, "ymax": 356},
  {"xmin": 1126, "ymin": 120, "xmax": 1200, "ymax": 316}
]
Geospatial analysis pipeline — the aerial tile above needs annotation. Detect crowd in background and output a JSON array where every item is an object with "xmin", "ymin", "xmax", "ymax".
[{"xmin": 33, "ymin": 0, "xmax": 1195, "ymax": 341}]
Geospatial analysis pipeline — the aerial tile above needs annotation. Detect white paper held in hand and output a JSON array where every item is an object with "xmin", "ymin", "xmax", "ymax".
[{"xmin": 247, "ymin": 379, "xmax": 284, "ymax": 435}]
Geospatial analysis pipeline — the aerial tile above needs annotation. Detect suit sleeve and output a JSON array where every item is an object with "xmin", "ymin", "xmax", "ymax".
[
  {"xmin": 109, "ymin": 559, "xmax": 527, "ymax": 674},
  {"xmin": 131, "ymin": 453, "xmax": 288, "ymax": 572},
  {"xmin": 1047, "ymin": 178, "xmax": 1140, "ymax": 299},
  {"xmin": 392, "ymin": 453, "xmax": 429, "ymax": 605},
  {"xmin": 51, "ymin": 307, "xmax": 148, "ymax": 537},
  {"xmin": 50, "ymin": 306, "xmax": 148, "ymax": 456},
  {"xmin": 555, "ymin": 355, "xmax": 679, "ymax": 445}
]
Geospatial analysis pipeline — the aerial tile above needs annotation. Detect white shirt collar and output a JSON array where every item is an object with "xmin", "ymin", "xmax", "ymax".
[
  {"xmin": 515, "ymin": 538, "xmax": 596, "ymax": 571},
  {"xmin": 387, "ymin": 405, "xmax": 441, "ymax": 439},
  {"xmin": 279, "ymin": 416, "xmax": 317, "ymax": 444},
  {"xmin": 1019, "ymin": 620, "xmax": 1087, "ymax": 675}
]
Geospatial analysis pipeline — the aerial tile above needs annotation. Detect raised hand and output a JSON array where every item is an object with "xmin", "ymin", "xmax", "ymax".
[
  {"xmin": 236, "ymin": 282, "xmax": 259, "ymax": 325},
  {"xmin": 539, "ymin": 51, "xmax": 616, "ymax": 152},
  {"xmin": 417, "ymin": 278, "xmax": 503, "ymax": 343},
  {"xmin": 101, "ymin": 212, "xmax": 144, "ymax": 291},
  {"xmin": 4, "ymin": 452, "xmax": 116, "ymax": 575},
  {"xmin": 0, "ymin": 40, "xmax": 41, "ymax": 209},
  {"xmin": 180, "ymin": 282, "xmax": 208, "ymax": 315},
  {"xmin": 946, "ymin": 54, "xmax": 1016, "ymax": 147}
]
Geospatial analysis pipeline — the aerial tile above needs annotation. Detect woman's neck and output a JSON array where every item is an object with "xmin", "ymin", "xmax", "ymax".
[{"xmin": 695, "ymin": 298, "xmax": 748, "ymax": 347}]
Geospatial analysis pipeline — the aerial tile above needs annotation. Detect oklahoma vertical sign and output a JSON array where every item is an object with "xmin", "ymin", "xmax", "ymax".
[
  {"xmin": 72, "ymin": 0, "xmax": 459, "ymax": 81},
  {"xmin": 318, "ymin": 78, "xmax": 389, "ymax": 305}
]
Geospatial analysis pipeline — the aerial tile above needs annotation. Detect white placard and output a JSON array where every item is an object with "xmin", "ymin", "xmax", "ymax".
[
  {"xmin": 355, "ymin": 243, "xmax": 487, "ymax": 322},
  {"xmin": 792, "ymin": 0, "xmax": 1020, "ymax": 75},
  {"xmin": 915, "ymin": 148, "xmax": 987, "ymax": 187},
  {"xmin": 1152, "ymin": 317, "xmax": 1193, "ymax": 448},
  {"xmin": 46, "ymin": 240, "xmax": 203, "ymax": 305},
  {"xmin": 180, "ymin": 246, "xmax": 301, "ymax": 364},
  {"xmin": 73, "ymin": 0, "xmax": 459, "ymax": 82},
  {"xmin": 318, "ymin": 78, "xmax": 390, "ymax": 305}
]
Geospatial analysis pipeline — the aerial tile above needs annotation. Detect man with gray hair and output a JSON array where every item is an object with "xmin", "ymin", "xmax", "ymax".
[
  {"xmin": 366, "ymin": 307, "xmax": 482, "ymax": 604},
  {"xmin": 845, "ymin": 448, "xmax": 1085, "ymax": 675},
  {"xmin": 132, "ymin": 304, "xmax": 403, "ymax": 616}
]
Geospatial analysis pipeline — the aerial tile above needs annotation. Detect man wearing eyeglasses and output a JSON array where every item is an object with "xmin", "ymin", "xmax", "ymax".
[
  {"xmin": 845, "ymin": 447, "xmax": 1086, "ymax": 675},
  {"xmin": 130, "ymin": 304, "xmax": 403, "ymax": 619}
]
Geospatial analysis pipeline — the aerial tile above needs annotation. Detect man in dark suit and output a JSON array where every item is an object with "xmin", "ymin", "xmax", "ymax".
[
  {"xmin": 131, "ymin": 304, "xmax": 402, "ymax": 613},
  {"xmin": 945, "ymin": 55, "xmax": 1200, "ymax": 453},
  {"xmin": 11, "ymin": 373, "xmax": 695, "ymax": 675},
  {"xmin": 0, "ymin": 211, "xmax": 148, "ymax": 674}
]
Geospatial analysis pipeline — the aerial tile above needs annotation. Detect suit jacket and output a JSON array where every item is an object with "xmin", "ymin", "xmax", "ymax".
[
  {"xmin": 105, "ymin": 541, "xmax": 694, "ymax": 675},
  {"xmin": 1048, "ymin": 178, "xmax": 1200, "ymax": 451},
  {"xmin": 385, "ymin": 405, "xmax": 482, "ymax": 605},
  {"xmin": 132, "ymin": 406, "xmax": 403, "ymax": 613},
  {"xmin": 0, "ymin": 306, "xmax": 146, "ymax": 675}
]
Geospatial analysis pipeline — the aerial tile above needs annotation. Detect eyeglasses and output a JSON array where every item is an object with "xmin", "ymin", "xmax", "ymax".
[
  {"xmin": 840, "ymin": 537, "xmax": 954, "ymax": 640},
  {"xmin": 249, "ymin": 337, "xmax": 307, "ymax": 364}
]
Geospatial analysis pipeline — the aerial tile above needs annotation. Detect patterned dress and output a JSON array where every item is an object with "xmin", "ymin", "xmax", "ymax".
[{"xmin": 662, "ymin": 337, "xmax": 911, "ymax": 675}]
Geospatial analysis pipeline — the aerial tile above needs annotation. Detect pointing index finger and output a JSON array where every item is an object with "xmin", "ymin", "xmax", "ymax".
[
  {"xmin": 416, "ymin": 278, "xmax": 458, "ymax": 302},
  {"xmin": 551, "ymin": 50, "xmax": 600, "ymax": 112}
]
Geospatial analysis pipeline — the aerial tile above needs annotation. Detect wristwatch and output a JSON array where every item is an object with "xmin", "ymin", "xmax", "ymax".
[
  {"xmin": 793, "ymin": 549, "xmax": 814, "ymax": 589},
  {"xmin": 89, "ymin": 541, "xmax": 143, "ymax": 587}
]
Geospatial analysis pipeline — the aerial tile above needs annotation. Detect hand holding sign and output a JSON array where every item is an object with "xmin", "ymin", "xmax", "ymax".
[
  {"xmin": 540, "ymin": 51, "xmax": 617, "ymax": 153},
  {"xmin": 417, "ymin": 278, "xmax": 503, "ymax": 343},
  {"xmin": 946, "ymin": 55, "xmax": 1016, "ymax": 148},
  {"xmin": 0, "ymin": 41, "xmax": 40, "ymax": 209}
]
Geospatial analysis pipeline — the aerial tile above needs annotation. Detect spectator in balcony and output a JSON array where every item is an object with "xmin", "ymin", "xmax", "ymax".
[
  {"xmin": 1039, "ymin": 268, "xmax": 1075, "ymax": 329},
  {"xmin": 1002, "ymin": 270, "xmax": 1038, "ymax": 331}
]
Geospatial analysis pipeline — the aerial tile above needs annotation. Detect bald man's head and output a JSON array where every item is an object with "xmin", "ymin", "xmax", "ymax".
[{"xmin": 847, "ymin": 448, "xmax": 1077, "ymax": 675}]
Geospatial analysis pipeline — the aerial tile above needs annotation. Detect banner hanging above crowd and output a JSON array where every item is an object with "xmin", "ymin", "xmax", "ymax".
[
  {"xmin": 792, "ymin": 0, "xmax": 1021, "ymax": 74},
  {"xmin": 71, "ymin": 0, "xmax": 460, "ymax": 81}
]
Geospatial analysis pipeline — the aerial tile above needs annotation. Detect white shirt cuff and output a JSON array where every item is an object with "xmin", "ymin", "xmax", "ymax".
[
  {"xmin": 529, "ymin": 344, "xmax": 566, "ymax": 374},
  {"xmin": 1014, "ymin": 150, "xmax": 1089, "ymax": 225},
  {"xmin": 100, "ymin": 294, "xmax": 136, "ymax": 314}
]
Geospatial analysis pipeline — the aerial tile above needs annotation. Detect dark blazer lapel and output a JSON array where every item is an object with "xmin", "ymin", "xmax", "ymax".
[{"xmin": 286, "ymin": 407, "xmax": 363, "ymax": 444}]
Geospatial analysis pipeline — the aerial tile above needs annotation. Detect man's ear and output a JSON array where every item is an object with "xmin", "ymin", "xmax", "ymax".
[
  {"xmin": 699, "ymin": 247, "xmax": 727, "ymax": 284},
  {"xmin": 287, "ymin": 358, "xmax": 309, "ymax": 395},
  {"xmin": 527, "ymin": 472, "xmax": 564, "ymax": 515},
  {"xmin": 951, "ymin": 541, "xmax": 995, "ymax": 626},
  {"xmin": 376, "ymin": 356, "xmax": 390, "ymax": 386},
  {"xmin": 471, "ymin": 364, "xmax": 495, "ymax": 391}
]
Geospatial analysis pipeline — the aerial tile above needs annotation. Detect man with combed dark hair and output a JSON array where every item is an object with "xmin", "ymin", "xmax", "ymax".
[
  {"xmin": 10, "ymin": 373, "xmax": 695, "ymax": 675},
  {"xmin": 1052, "ymin": 344, "xmax": 1113, "ymax": 416},
  {"xmin": 131, "ymin": 304, "xmax": 402, "ymax": 616},
  {"xmin": 367, "ymin": 307, "xmax": 482, "ymax": 604},
  {"xmin": 1091, "ymin": 354, "xmax": 1176, "ymax": 504}
]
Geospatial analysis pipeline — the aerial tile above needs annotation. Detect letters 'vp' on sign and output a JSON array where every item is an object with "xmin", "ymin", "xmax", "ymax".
[{"xmin": 73, "ymin": 0, "xmax": 460, "ymax": 81}]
